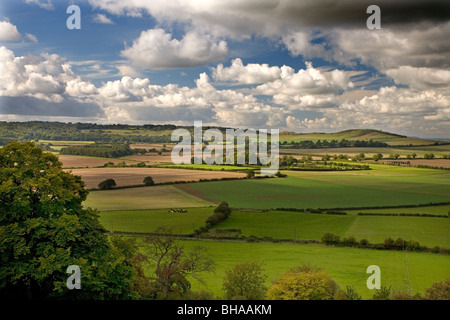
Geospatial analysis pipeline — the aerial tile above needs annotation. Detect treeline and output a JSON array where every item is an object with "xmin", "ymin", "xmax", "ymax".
[
  {"xmin": 60, "ymin": 144, "xmax": 141, "ymax": 158},
  {"xmin": 281, "ymin": 139, "xmax": 389, "ymax": 149},
  {"xmin": 358, "ymin": 212, "xmax": 448, "ymax": 218},
  {"xmin": 320, "ymin": 233, "xmax": 449, "ymax": 254}
]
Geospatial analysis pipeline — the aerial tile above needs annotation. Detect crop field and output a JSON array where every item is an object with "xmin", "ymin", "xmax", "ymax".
[
  {"xmin": 209, "ymin": 211, "xmax": 450, "ymax": 248},
  {"xmin": 84, "ymin": 185, "xmax": 213, "ymax": 211},
  {"xmin": 70, "ymin": 167, "xmax": 246, "ymax": 189},
  {"xmin": 59, "ymin": 155, "xmax": 138, "ymax": 168},
  {"xmin": 98, "ymin": 207, "xmax": 213, "ymax": 234},
  {"xmin": 168, "ymin": 240, "xmax": 450, "ymax": 299},
  {"xmin": 177, "ymin": 165, "xmax": 450, "ymax": 210}
]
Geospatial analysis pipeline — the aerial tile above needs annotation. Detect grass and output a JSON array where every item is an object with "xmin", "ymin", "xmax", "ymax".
[
  {"xmin": 179, "ymin": 165, "xmax": 450, "ymax": 210},
  {"xmin": 84, "ymin": 185, "xmax": 213, "ymax": 211},
  {"xmin": 209, "ymin": 211, "xmax": 450, "ymax": 248},
  {"xmin": 346, "ymin": 205, "xmax": 450, "ymax": 215},
  {"xmin": 98, "ymin": 207, "xmax": 214, "ymax": 234},
  {"xmin": 166, "ymin": 240, "xmax": 450, "ymax": 299}
]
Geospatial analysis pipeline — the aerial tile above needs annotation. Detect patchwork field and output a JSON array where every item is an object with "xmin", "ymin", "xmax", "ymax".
[
  {"xmin": 177, "ymin": 240, "xmax": 450, "ymax": 299},
  {"xmin": 99, "ymin": 207, "xmax": 213, "ymax": 234},
  {"xmin": 177, "ymin": 165, "xmax": 450, "ymax": 210},
  {"xmin": 70, "ymin": 167, "xmax": 246, "ymax": 189},
  {"xmin": 84, "ymin": 185, "xmax": 213, "ymax": 211},
  {"xmin": 209, "ymin": 211, "xmax": 450, "ymax": 247}
]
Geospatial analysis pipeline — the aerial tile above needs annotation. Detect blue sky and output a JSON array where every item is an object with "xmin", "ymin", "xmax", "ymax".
[{"xmin": 0, "ymin": 0, "xmax": 449, "ymax": 138}]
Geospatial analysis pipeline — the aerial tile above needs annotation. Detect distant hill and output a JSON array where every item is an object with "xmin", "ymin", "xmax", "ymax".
[
  {"xmin": 0, "ymin": 121, "xmax": 443, "ymax": 147},
  {"xmin": 279, "ymin": 129, "xmax": 440, "ymax": 146}
]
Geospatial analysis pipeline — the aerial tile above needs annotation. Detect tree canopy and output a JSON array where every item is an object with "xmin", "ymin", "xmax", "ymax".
[{"xmin": 0, "ymin": 142, "xmax": 135, "ymax": 299}]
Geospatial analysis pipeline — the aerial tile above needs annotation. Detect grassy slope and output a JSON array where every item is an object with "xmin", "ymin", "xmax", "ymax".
[
  {"xmin": 98, "ymin": 207, "xmax": 214, "ymax": 234},
  {"xmin": 176, "ymin": 240, "xmax": 450, "ymax": 299},
  {"xmin": 210, "ymin": 211, "xmax": 450, "ymax": 247},
  {"xmin": 179, "ymin": 165, "xmax": 450, "ymax": 210}
]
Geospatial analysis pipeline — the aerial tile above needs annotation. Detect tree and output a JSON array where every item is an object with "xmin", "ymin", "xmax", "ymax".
[
  {"xmin": 373, "ymin": 153, "xmax": 383, "ymax": 161},
  {"xmin": 222, "ymin": 261, "xmax": 267, "ymax": 300},
  {"xmin": 246, "ymin": 169, "xmax": 255, "ymax": 179},
  {"xmin": 335, "ymin": 286, "xmax": 362, "ymax": 300},
  {"xmin": 0, "ymin": 142, "xmax": 135, "ymax": 299},
  {"xmin": 143, "ymin": 176, "xmax": 155, "ymax": 186},
  {"xmin": 424, "ymin": 279, "xmax": 450, "ymax": 300},
  {"xmin": 98, "ymin": 178, "xmax": 116, "ymax": 189},
  {"xmin": 142, "ymin": 227, "xmax": 214, "ymax": 299},
  {"xmin": 321, "ymin": 233, "xmax": 341, "ymax": 245},
  {"xmin": 372, "ymin": 285, "xmax": 392, "ymax": 300},
  {"xmin": 266, "ymin": 265, "xmax": 340, "ymax": 300}
]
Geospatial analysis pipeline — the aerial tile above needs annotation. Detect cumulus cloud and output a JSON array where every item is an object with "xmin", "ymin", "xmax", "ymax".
[
  {"xmin": 120, "ymin": 29, "xmax": 229, "ymax": 69},
  {"xmin": 385, "ymin": 66, "xmax": 450, "ymax": 90},
  {"xmin": 212, "ymin": 58, "xmax": 282, "ymax": 84},
  {"xmin": 0, "ymin": 21, "xmax": 22, "ymax": 41}
]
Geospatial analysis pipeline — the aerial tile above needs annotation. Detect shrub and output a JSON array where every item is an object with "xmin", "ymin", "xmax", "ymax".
[
  {"xmin": 424, "ymin": 279, "xmax": 450, "ymax": 300},
  {"xmin": 222, "ymin": 261, "xmax": 267, "ymax": 300},
  {"xmin": 266, "ymin": 265, "xmax": 340, "ymax": 300},
  {"xmin": 98, "ymin": 178, "xmax": 116, "ymax": 190},
  {"xmin": 372, "ymin": 285, "xmax": 392, "ymax": 300},
  {"xmin": 321, "ymin": 233, "xmax": 340, "ymax": 245},
  {"xmin": 143, "ymin": 176, "xmax": 155, "ymax": 186},
  {"xmin": 335, "ymin": 286, "xmax": 362, "ymax": 300}
]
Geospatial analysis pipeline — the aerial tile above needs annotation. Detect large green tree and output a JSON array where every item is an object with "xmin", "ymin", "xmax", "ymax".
[
  {"xmin": 222, "ymin": 260, "xmax": 267, "ymax": 300},
  {"xmin": 0, "ymin": 142, "xmax": 135, "ymax": 299}
]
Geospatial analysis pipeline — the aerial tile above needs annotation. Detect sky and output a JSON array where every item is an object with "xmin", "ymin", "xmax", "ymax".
[{"xmin": 0, "ymin": 0, "xmax": 449, "ymax": 138}]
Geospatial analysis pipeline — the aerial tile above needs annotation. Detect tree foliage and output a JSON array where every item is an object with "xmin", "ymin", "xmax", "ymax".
[
  {"xmin": 266, "ymin": 265, "xmax": 340, "ymax": 300},
  {"xmin": 222, "ymin": 261, "xmax": 267, "ymax": 300},
  {"xmin": 0, "ymin": 142, "xmax": 135, "ymax": 299},
  {"xmin": 98, "ymin": 178, "xmax": 117, "ymax": 190}
]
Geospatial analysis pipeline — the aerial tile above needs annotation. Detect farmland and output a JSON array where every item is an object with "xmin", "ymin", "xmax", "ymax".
[
  {"xmin": 176, "ymin": 165, "xmax": 450, "ymax": 210},
  {"xmin": 69, "ymin": 167, "xmax": 247, "ymax": 189}
]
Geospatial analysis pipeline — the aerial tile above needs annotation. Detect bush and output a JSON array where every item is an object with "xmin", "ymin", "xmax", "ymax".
[
  {"xmin": 335, "ymin": 286, "xmax": 362, "ymax": 300},
  {"xmin": 372, "ymin": 285, "xmax": 392, "ymax": 300},
  {"xmin": 98, "ymin": 178, "xmax": 117, "ymax": 190},
  {"xmin": 321, "ymin": 233, "xmax": 340, "ymax": 245},
  {"xmin": 266, "ymin": 265, "xmax": 340, "ymax": 300},
  {"xmin": 143, "ymin": 176, "xmax": 155, "ymax": 186},
  {"xmin": 222, "ymin": 261, "xmax": 267, "ymax": 300},
  {"xmin": 424, "ymin": 279, "xmax": 450, "ymax": 300}
]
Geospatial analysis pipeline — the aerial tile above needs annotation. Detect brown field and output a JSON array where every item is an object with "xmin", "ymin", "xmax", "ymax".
[
  {"xmin": 67, "ymin": 167, "xmax": 246, "ymax": 189},
  {"xmin": 59, "ymin": 155, "xmax": 138, "ymax": 168},
  {"xmin": 405, "ymin": 159, "xmax": 450, "ymax": 168},
  {"xmin": 130, "ymin": 143, "xmax": 173, "ymax": 151}
]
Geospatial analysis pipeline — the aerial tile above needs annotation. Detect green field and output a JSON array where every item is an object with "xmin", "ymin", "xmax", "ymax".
[
  {"xmin": 84, "ymin": 185, "xmax": 213, "ymax": 211},
  {"xmin": 347, "ymin": 205, "xmax": 450, "ymax": 216},
  {"xmin": 99, "ymin": 207, "xmax": 213, "ymax": 234},
  {"xmin": 178, "ymin": 166, "xmax": 450, "ymax": 210},
  {"xmin": 209, "ymin": 211, "xmax": 450, "ymax": 247},
  {"xmin": 165, "ymin": 240, "xmax": 450, "ymax": 299}
]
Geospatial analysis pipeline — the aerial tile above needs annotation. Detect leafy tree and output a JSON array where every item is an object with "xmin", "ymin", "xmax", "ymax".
[
  {"xmin": 266, "ymin": 265, "xmax": 340, "ymax": 300},
  {"xmin": 372, "ymin": 285, "xmax": 392, "ymax": 300},
  {"xmin": 222, "ymin": 261, "xmax": 267, "ymax": 300},
  {"xmin": 143, "ymin": 176, "xmax": 155, "ymax": 186},
  {"xmin": 0, "ymin": 142, "xmax": 135, "ymax": 299},
  {"xmin": 321, "ymin": 233, "xmax": 341, "ymax": 245},
  {"xmin": 141, "ymin": 227, "xmax": 214, "ymax": 299},
  {"xmin": 335, "ymin": 286, "xmax": 362, "ymax": 300},
  {"xmin": 98, "ymin": 178, "xmax": 116, "ymax": 190},
  {"xmin": 424, "ymin": 279, "xmax": 450, "ymax": 300},
  {"xmin": 373, "ymin": 153, "xmax": 383, "ymax": 161}
]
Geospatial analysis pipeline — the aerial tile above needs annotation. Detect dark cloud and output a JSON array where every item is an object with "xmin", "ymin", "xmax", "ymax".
[
  {"xmin": 0, "ymin": 96, "xmax": 105, "ymax": 117},
  {"xmin": 264, "ymin": 0, "xmax": 450, "ymax": 28}
]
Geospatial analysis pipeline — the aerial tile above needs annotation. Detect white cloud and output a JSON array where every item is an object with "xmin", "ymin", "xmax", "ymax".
[
  {"xmin": 25, "ymin": 33, "xmax": 38, "ymax": 43},
  {"xmin": 0, "ymin": 21, "xmax": 22, "ymax": 41},
  {"xmin": 92, "ymin": 13, "xmax": 114, "ymax": 24},
  {"xmin": 26, "ymin": 0, "xmax": 54, "ymax": 10},
  {"xmin": 385, "ymin": 66, "xmax": 450, "ymax": 90},
  {"xmin": 212, "ymin": 58, "xmax": 283, "ymax": 84},
  {"xmin": 121, "ymin": 28, "xmax": 229, "ymax": 69}
]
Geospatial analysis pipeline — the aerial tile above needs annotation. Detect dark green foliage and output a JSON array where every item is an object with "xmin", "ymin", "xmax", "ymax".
[
  {"xmin": 98, "ymin": 178, "xmax": 117, "ymax": 190},
  {"xmin": 372, "ymin": 285, "xmax": 392, "ymax": 300},
  {"xmin": 321, "ymin": 233, "xmax": 340, "ymax": 245},
  {"xmin": 143, "ymin": 176, "xmax": 155, "ymax": 186},
  {"xmin": 0, "ymin": 142, "xmax": 135, "ymax": 300},
  {"xmin": 60, "ymin": 144, "xmax": 135, "ymax": 158}
]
